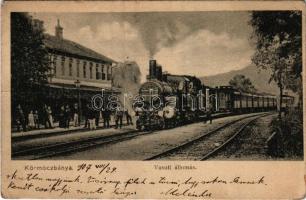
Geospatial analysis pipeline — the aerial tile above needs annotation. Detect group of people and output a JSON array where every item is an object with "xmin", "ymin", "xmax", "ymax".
[
  {"xmin": 83, "ymin": 103, "xmax": 100, "ymax": 130},
  {"xmin": 82, "ymin": 104, "xmax": 133, "ymax": 130},
  {"xmin": 15, "ymin": 104, "xmax": 54, "ymax": 132},
  {"xmin": 14, "ymin": 103, "xmax": 135, "ymax": 132},
  {"xmin": 113, "ymin": 107, "xmax": 133, "ymax": 129},
  {"xmin": 58, "ymin": 104, "xmax": 78, "ymax": 129}
]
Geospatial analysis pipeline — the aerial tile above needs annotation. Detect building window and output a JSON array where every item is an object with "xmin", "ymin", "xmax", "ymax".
[
  {"xmin": 89, "ymin": 62, "xmax": 93, "ymax": 79},
  {"xmin": 95, "ymin": 64, "xmax": 99, "ymax": 80},
  {"xmin": 101, "ymin": 65, "xmax": 105, "ymax": 80},
  {"xmin": 61, "ymin": 56, "xmax": 65, "ymax": 76},
  {"xmin": 107, "ymin": 65, "xmax": 111, "ymax": 80},
  {"xmin": 68, "ymin": 58, "xmax": 73, "ymax": 76},
  {"xmin": 69, "ymin": 63, "xmax": 72, "ymax": 76},
  {"xmin": 76, "ymin": 59, "xmax": 80, "ymax": 77},
  {"xmin": 83, "ymin": 61, "xmax": 87, "ymax": 78}
]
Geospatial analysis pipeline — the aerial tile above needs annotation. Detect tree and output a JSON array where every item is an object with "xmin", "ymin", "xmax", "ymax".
[
  {"xmin": 250, "ymin": 11, "xmax": 302, "ymax": 118},
  {"xmin": 229, "ymin": 74, "xmax": 257, "ymax": 93},
  {"xmin": 11, "ymin": 13, "xmax": 51, "ymax": 112}
]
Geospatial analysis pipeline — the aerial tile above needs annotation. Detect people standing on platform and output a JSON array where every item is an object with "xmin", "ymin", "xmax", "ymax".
[
  {"xmin": 115, "ymin": 107, "xmax": 123, "ymax": 129},
  {"xmin": 43, "ymin": 104, "xmax": 52, "ymax": 129},
  {"xmin": 206, "ymin": 102, "xmax": 213, "ymax": 124},
  {"xmin": 47, "ymin": 106, "xmax": 54, "ymax": 128},
  {"xmin": 88, "ymin": 105, "xmax": 96, "ymax": 130},
  {"xmin": 102, "ymin": 109, "xmax": 111, "ymax": 128},
  {"xmin": 16, "ymin": 104, "xmax": 27, "ymax": 132},
  {"xmin": 34, "ymin": 110, "xmax": 39, "ymax": 129},
  {"xmin": 59, "ymin": 105, "xmax": 66, "ymax": 128},
  {"xmin": 95, "ymin": 110, "xmax": 100, "ymax": 127},
  {"xmin": 64, "ymin": 104, "xmax": 71, "ymax": 129},
  {"xmin": 73, "ymin": 103, "xmax": 79, "ymax": 127},
  {"xmin": 125, "ymin": 109, "xmax": 133, "ymax": 125},
  {"xmin": 28, "ymin": 110, "xmax": 35, "ymax": 130},
  {"xmin": 83, "ymin": 103, "xmax": 90, "ymax": 129}
]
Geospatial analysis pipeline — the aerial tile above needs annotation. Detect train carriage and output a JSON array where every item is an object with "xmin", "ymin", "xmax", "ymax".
[
  {"xmin": 215, "ymin": 86, "xmax": 234, "ymax": 112},
  {"xmin": 267, "ymin": 96, "xmax": 276, "ymax": 110},
  {"xmin": 233, "ymin": 91, "xmax": 241, "ymax": 111},
  {"xmin": 258, "ymin": 96, "xmax": 263, "ymax": 108},
  {"xmin": 278, "ymin": 94, "xmax": 295, "ymax": 111},
  {"xmin": 241, "ymin": 94, "xmax": 247, "ymax": 110},
  {"xmin": 272, "ymin": 97, "xmax": 276, "ymax": 108},
  {"xmin": 246, "ymin": 93, "xmax": 253, "ymax": 110},
  {"xmin": 253, "ymin": 95, "xmax": 259, "ymax": 110},
  {"xmin": 263, "ymin": 96, "xmax": 268, "ymax": 109}
]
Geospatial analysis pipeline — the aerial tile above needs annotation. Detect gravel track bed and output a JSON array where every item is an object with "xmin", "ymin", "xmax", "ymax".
[
  {"xmin": 158, "ymin": 115, "xmax": 263, "ymax": 160},
  {"xmin": 208, "ymin": 114, "xmax": 278, "ymax": 160}
]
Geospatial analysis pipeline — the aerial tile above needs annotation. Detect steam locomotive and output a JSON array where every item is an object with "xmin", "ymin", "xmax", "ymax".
[{"xmin": 134, "ymin": 60, "xmax": 293, "ymax": 131}]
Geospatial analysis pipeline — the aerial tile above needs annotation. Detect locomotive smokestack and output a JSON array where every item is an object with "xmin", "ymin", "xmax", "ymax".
[
  {"xmin": 149, "ymin": 60, "xmax": 157, "ymax": 79},
  {"xmin": 156, "ymin": 65, "xmax": 162, "ymax": 81}
]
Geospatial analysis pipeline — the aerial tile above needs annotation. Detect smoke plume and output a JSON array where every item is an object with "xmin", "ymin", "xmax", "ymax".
[
  {"xmin": 112, "ymin": 61, "xmax": 141, "ymax": 112},
  {"xmin": 122, "ymin": 12, "xmax": 249, "ymax": 57},
  {"xmin": 127, "ymin": 13, "xmax": 192, "ymax": 57}
]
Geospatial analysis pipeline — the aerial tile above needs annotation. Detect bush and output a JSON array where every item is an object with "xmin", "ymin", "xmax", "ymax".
[{"xmin": 269, "ymin": 107, "xmax": 303, "ymax": 158}]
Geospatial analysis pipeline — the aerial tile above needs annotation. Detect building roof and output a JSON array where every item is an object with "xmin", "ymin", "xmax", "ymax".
[{"xmin": 44, "ymin": 34, "xmax": 115, "ymax": 63}]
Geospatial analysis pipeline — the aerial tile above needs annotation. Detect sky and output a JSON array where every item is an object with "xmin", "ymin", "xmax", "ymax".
[{"xmin": 32, "ymin": 12, "xmax": 255, "ymax": 82}]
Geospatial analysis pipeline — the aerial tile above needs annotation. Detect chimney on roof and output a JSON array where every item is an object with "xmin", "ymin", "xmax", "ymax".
[{"xmin": 55, "ymin": 19, "xmax": 63, "ymax": 39}]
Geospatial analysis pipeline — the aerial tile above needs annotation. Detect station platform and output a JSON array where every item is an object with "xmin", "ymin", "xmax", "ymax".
[
  {"xmin": 11, "ymin": 120, "xmax": 133, "ymax": 141},
  {"xmin": 12, "ymin": 111, "xmax": 234, "ymax": 141}
]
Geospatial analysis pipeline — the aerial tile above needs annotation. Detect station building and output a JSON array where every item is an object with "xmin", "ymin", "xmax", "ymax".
[{"xmin": 34, "ymin": 19, "xmax": 120, "ymax": 116}]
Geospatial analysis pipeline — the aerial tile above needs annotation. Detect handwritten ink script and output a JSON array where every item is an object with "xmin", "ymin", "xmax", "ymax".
[{"xmin": 4, "ymin": 163, "xmax": 268, "ymax": 198}]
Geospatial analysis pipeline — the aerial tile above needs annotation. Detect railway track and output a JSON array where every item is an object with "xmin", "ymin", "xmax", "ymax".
[
  {"xmin": 12, "ymin": 129, "xmax": 149, "ymax": 160},
  {"xmin": 144, "ymin": 112, "xmax": 271, "ymax": 161}
]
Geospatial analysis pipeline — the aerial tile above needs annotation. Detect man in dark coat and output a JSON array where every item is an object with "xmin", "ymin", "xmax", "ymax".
[
  {"xmin": 42, "ymin": 104, "xmax": 52, "ymax": 129},
  {"xmin": 83, "ymin": 103, "xmax": 90, "ymax": 128},
  {"xmin": 206, "ymin": 102, "xmax": 213, "ymax": 124},
  {"xmin": 59, "ymin": 105, "xmax": 66, "ymax": 128},
  {"xmin": 64, "ymin": 105, "xmax": 71, "ymax": 128},
  {"xmin": 115, "ymin": 107, "xmax": 123, "ymax": 129},
  {"xmin": 95, "ymin": 110, "xmax": 100, "ymax": 127},
  {"xmin": 125, "ymin": 109, "xmax": 133, "ymax": 125},
  {"xmin": 102, "ymin": 109, "xmax": 111, "ymax": 128}
]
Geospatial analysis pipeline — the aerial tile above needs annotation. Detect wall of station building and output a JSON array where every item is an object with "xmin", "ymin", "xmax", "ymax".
[{"xmin": 48, "ymin": 52, "xmax": 113, "ymax": 84}]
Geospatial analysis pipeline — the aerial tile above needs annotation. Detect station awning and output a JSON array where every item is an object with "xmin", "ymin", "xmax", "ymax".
[{"xmin": 46, "ymin": 83, "xmax": 121, "ymax": 94}]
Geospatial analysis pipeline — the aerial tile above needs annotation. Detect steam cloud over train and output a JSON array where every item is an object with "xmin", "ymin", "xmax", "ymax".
[{"xmin": 134, "ymin": 60, "xmax": 294, "ymax": 130}]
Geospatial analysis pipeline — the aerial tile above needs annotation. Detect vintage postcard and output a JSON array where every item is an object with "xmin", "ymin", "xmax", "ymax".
[{"xmin": 1, "ymin": 1, "xmax": 305, "ymax": 199}]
